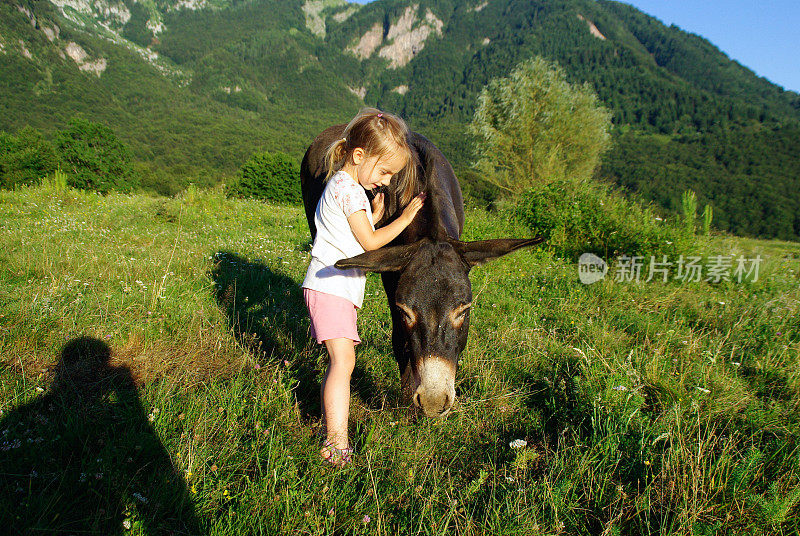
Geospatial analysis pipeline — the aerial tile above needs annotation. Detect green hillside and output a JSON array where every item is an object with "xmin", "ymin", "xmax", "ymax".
[
  {"xmin": 345, "ymin": 0, "xmax": 799, "ymax": 130},
  {"xmin": 0, "ymin": 0, "xmax": 361, "ymax": 193},
  {"xmin": 1, "ymin": 0, "xmax": 799, "ymax": 238}
]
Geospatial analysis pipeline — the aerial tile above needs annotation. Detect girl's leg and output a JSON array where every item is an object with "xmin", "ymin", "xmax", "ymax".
[{"xmin": 320, "ymin": 337, "xmax": 356, "ymax": 460}]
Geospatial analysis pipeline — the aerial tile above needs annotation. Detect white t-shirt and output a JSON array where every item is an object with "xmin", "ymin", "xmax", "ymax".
[{"xmin": 302, "ymin": 170, "xmax": 374, "ymax": 308}]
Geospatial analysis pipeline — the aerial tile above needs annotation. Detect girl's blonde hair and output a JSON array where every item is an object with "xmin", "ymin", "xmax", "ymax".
[{"xmin": 324, "ymin": 107, "xmax": 418, "ymax": 206}]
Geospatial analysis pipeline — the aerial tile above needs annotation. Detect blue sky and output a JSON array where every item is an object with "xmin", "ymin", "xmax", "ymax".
[
  {"xmin": 617, "ymin": 1, "xmax": 799, "ymax": 93},
  {"xmin": 349, "ymin": 1, "xmax": 800, "ymax": 93}
]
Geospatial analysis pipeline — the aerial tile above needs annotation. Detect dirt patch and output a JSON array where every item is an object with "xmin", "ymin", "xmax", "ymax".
[{"xmin": 577, "ymin": 14, "xmax": 606, "ymax": 40}]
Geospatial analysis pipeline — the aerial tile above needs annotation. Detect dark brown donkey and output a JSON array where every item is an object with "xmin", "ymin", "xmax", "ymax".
[{"xmin": 301, "ymin": 125, "xmax": 544, "ymax": 417}]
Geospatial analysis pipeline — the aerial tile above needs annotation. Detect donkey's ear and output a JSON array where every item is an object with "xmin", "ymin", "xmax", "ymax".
[
  {"xmin": 335, "ymin": 240, "xmax": 424, "ymax": 272},
  {"xmin": 453, "ymin": 237, "xmax": 545, "ymax": 268}
]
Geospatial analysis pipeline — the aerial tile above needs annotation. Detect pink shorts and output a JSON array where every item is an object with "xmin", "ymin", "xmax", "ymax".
[{"xmin": 303, "ymin": 288, "xmax": 361, "ymax": 344}]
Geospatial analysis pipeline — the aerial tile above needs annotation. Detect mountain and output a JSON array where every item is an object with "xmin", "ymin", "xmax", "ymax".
[
  {"xmin": 1, "ymin": 0, "xmax": 799, "ymax": 239},
  {"xmin": 0, "ymin": 0, "xmax": 365, "ymax": 191}
]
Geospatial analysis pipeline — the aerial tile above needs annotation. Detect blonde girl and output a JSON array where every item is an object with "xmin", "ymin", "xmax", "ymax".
[{"xmin": 302, "ymin": 108, "xmax": 425, "ymax": 466}]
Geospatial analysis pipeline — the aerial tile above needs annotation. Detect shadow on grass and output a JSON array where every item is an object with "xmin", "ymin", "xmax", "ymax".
[
  {"xmin": 0, "ymin": 336, "xmax": 202, "ymax": 534},
  {"xmin": 208, "ymin": 251, "xmax": 382, "ymax": 421}
]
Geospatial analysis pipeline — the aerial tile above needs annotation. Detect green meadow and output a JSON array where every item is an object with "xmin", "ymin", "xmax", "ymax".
[{"xmin": 1, "ymin": 182, "xmax": 798, "ymax": 535}]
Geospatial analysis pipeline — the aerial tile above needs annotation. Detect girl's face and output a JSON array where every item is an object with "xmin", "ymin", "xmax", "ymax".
[{"xmin": 353, "ymin": 149, "xmax": 408, "ymax": 190}]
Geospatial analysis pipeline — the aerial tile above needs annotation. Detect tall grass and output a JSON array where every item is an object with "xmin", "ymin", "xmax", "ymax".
[{"xmin": 1, "ymin": 181, "xmax": 798, "ymax": 534}]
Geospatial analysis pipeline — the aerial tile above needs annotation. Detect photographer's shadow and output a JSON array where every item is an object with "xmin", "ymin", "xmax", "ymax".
[{"xmin": 0, "ymin": 336, "xmax": 202, "ymax": 534}]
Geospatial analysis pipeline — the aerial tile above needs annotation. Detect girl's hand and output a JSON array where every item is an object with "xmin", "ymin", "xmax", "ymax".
[
  {"xmin": 371, "ymin": 192, "xmax": 385, "ymax": 222},
  {"xmin": 401, "ymin": 192, "xmax": 426, "ymax": 224}
]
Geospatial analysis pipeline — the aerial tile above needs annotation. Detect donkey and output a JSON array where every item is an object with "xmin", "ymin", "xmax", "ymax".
[{"xmin": 301, "ymin": 125, "xmax": 543, "ymax": 417}]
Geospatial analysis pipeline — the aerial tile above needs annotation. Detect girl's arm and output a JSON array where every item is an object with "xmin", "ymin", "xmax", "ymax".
[{"xmin": 348, "ymin": 193, "xmax": 425, "ymax": 251}]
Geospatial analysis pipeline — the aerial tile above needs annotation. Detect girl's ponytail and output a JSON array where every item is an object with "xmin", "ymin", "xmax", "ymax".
[
  {"xmin": 322, "ymin": 108, "xmax": 419, "ymax": 205},
  {"xmin": 324, "ymin": 138, "xmax": 348, "ymax": 181}
]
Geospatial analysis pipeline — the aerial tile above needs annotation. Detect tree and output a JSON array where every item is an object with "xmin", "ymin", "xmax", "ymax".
[
  {"xmin": 468, "ymin": 56, "xmax": 612, "ymax": 195},
  {"xmin": 227, "ymin": 151, "xmax": 300, "ymax": 204},
  {"xmin": 55, "ymin": 117, "xmax": 139, "ymax": 193},
  {"xmin": 0, "ymin": 127, "xmax": 59, "ymax": 189}
]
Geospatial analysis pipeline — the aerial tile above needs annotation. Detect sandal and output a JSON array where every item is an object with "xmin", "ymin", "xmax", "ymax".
[{"xmin": 321, "ymin": 439, "xmax": 353, "ymax": 466}]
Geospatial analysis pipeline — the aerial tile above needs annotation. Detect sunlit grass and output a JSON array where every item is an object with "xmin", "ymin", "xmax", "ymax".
[{"xmin": 1, "ymin": 182, "xmax": 798, "ymax": 535}]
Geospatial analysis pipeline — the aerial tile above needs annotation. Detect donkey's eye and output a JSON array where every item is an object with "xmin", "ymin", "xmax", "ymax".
[
  {"xmin": 449, "ymin": 302, "xmax": 471, "ymax": 329},
  {"xmin": 396, "ymin": 303, "xmax": 417, "ymax": 327}
]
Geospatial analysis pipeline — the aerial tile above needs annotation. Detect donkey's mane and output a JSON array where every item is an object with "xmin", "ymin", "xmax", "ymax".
[{"xmin": 421, "ymin": 151, "xmax": 449, "ymax": 242}]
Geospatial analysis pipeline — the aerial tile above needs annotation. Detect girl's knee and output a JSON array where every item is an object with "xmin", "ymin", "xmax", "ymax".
[
  {"xmin": 330, "ymin": 353, "xmax": 355, "ymax": 375},
  {"xmin": 325, "ymin": 338, "xmax": 356, "ymax": 372}
]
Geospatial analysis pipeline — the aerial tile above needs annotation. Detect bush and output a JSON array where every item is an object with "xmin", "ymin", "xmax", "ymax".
[
  {"xmin": 227, "ymin": 151, "xmax": 300, "ymax": 204},
  {"xmin": 0, "ymin": 127, "xmax": 60, "ymax": 189},
  {"xmin": 458, "ymin": 167, "xmax": 498, "ymax": 209},
  {"xmin": 513, "ymin": 178, "xmax": 687, "ymax": 261},
  {"xmin": 55, "ymin": 117, "xmax": 139, "ymax": 193}
]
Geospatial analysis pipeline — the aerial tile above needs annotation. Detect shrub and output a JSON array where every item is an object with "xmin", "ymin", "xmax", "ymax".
[
  {"xmin": 0, "ymin": 127, "xmax": 59, "ymax": 189},
  {"xmin": 55, "ymin": 117, "xmax": 139, "ymax": 193},
  {"xmin": 227, "ymin": 151, "xmax": 300, "ymax": 204},
  {"xmin": 513, "ymin": 178, "xmax": 687, "ymax": 261},
  {"xmin": 682, "ymin": 189, "xmax": 697, "ymax": 236}
]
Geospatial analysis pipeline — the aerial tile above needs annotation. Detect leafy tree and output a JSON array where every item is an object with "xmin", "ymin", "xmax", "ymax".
[
  {"xmin": 0, "ymin": 127, "xmax": 59, "ymax": 189},
  {"xmin": 55, "ymin": 118, "xmax": 139, "ymax": 193},
  {"xmin": 227, "ymin": 151, "xmax": 300, "ymax": 204},
  {"xmin": 469, "ymin": 56, "xmax": 612, "ymax": 195}
]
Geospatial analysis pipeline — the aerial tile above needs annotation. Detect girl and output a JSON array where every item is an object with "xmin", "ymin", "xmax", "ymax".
[{"xmin": 302, "ymin": 108, "xmax": 425, "ymax": 466}]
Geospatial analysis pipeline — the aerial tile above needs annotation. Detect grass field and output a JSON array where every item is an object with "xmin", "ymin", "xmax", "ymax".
[{"xmin": 1, "ymin": 182, "xmax": 799, "ymax": 535}]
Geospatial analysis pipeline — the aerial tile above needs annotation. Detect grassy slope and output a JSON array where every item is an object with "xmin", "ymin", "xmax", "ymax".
[{"xmin": 1, "ymin": 184, "xmax": 799, "ymax": 534}]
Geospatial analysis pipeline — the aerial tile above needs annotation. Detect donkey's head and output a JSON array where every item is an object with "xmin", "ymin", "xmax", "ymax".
[{"xmin": 336, "ymin": 235, "xmax": 544, "ymax": 417}]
